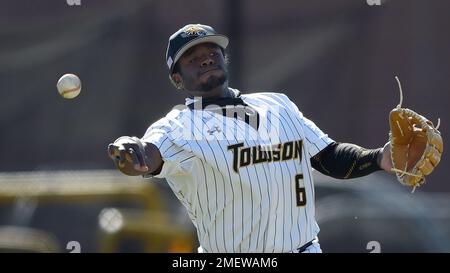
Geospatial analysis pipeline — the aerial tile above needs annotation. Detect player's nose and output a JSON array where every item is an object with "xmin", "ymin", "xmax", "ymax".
[{"xmin": 201, "ymin": 56, "xmax": 214, "ymax": 67}]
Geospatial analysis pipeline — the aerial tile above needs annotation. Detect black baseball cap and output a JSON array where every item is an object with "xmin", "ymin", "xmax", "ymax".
[{"xmin": 166, "ymin": 24, "xmax": 229, "ymax": 73}]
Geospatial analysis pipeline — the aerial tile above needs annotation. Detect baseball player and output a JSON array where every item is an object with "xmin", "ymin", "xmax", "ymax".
[{"xmin": 108, "ymin": 24, "xmax": 394, "ymax": 253}]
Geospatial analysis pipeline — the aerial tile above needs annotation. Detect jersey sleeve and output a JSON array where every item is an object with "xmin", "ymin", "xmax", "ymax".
[
  {"xmin": 277, "ymin": 93, "xmax": 334, "ymax": 158},
  {"xmin": 141, "ymin": 113, "xmax": 192, "ymax": 179},
  {"xmin": 300, "ymin": 115, "xmax": 334, "ymax": 157}
]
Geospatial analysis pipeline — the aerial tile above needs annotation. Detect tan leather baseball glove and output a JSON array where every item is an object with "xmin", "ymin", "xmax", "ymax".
[{"xmin": 389, "ymin": 77, "xmax": 443, "ymax": 192}]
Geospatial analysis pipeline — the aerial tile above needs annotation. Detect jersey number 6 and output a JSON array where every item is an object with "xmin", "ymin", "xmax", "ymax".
[{"xmin": 295, "ymin": 174, "xmax": 306, "ymax": 206}]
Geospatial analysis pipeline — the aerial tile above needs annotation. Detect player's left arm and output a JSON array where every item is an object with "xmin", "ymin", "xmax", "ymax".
[
  {"xmin": 311, "ymin": 142, "xmax": 392, "ymax": 179},
  {"xmin": 276, "ymin": 93, "xmax": 393, "ymax": 178}
]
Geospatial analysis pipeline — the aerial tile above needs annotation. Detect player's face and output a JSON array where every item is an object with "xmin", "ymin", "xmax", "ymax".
[{"xmin": 174, "ymin": 43, "xmax": 228, "ymax": 94}]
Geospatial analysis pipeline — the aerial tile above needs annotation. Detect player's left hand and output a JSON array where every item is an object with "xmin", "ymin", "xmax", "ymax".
[{"xmin": 379, "ymin": 142, "xmax": 394, "ymax": 173}]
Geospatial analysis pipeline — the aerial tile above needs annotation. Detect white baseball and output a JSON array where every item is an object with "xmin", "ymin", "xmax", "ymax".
[{"xmin": 57, "ymin": 73, "xmax": 81, "ymax": 99}]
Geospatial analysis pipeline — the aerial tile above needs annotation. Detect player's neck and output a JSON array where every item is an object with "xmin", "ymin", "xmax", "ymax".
[
  {"xmin": 209, "ymin": 85, "xmax": 233, "ymax": 98},
  {"xmin": 187, "ymin": 84, "xmax": 234, "ymax": 99}
]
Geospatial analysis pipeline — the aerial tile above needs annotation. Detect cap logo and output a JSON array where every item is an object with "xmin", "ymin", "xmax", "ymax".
[{"xmin": 181, "ymin": 26, "xmax": 207, "ymax": 38}]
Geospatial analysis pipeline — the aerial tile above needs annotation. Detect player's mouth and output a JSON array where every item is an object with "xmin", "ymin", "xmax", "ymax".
[{"xmin": 199, "ymin": 66, "xmax": 221, "ymax": 77}]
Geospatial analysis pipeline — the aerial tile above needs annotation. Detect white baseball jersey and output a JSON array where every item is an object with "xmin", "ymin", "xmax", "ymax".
[{"xmin": 142, "ymin": 89, "xmax": 333, "ymax": 253}]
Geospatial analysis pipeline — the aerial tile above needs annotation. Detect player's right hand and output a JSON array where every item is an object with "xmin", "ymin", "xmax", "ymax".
[{"xmin": 107, "ymin": 136, "xmax": 150, "ymax": 176}]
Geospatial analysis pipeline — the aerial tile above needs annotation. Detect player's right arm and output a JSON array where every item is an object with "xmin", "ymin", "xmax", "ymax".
[{"xmin": 107, "ymin": 136, "xmax": 163, "ymax": 176}]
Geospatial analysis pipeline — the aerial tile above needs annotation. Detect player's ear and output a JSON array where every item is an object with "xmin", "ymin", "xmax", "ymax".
[{"xmin": 170, "ymin": 73, "xmax": 184, "ymax": 90}]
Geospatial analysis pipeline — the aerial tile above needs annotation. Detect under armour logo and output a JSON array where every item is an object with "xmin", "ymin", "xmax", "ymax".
[
  {"xmin": 207, "ymin": 125, "xmax": 221, "ymax": 135},
  {"xmin": 67, "ymin": 0, "xmax": 81, "ymax": 6}
]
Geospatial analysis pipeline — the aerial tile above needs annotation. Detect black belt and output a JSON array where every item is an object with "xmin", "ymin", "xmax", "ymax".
[{"xmin": 297, "ymin": 239, "xmax": 314, "ymax": 253}]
